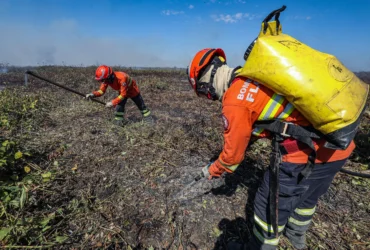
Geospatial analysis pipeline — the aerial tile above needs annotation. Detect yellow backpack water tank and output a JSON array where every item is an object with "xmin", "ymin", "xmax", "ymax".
[{"xmin": 238, "ymin": 6, "xmax": 369, "ymax": 150}]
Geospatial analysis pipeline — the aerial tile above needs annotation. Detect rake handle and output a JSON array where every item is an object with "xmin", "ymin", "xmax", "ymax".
[{"xmin": 25, "ymin": 70, "xmax": 106, "ymax": 106}]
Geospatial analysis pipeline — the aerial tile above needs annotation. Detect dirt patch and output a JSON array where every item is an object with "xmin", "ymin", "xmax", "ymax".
[{"xmin": 0, "ymin": 67, "xmax": 369, "ymax": 249}]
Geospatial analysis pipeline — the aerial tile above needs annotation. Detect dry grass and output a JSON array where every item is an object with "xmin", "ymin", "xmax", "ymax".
[{"xmin": 0, "ymin": 66, "xmax": 369, "ymax": 249}]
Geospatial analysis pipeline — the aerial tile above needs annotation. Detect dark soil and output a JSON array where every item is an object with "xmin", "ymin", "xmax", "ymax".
[{"xmin": 0, "ymin": 66, "xmax": 369, "ymax": 249}]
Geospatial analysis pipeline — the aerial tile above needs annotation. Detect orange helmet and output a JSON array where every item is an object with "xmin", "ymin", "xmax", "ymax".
[
  {"xmin": 186, "ymin": 48, "xmax": 226, "ymax": 100},
  {"xmin": 95, "ymin": 65, "xmax": 113, "ymax": 82}
]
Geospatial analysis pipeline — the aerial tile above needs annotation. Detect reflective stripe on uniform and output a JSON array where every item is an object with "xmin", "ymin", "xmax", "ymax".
[
  {"xmin": 253, "ymin": 226, "xmax": 279, "ymax": 246},
  {"xmin": 252, "ymin": 93, "xmax": 296, "ymax": 136},
  {"xmin": 218, "ymin": 158, "xmax": 239, "ymax": 172},
  {"xmin": 288, "ymin": 217, "xmax": 311, "ymax": 226},
  {"xmin": 258, "ymin": 93, "xmax": 285, "ymax": 120},
  {"xmin": 117, "ymin": 95, "xmax": 124, "ymax": 100},
  {"xmin": 127, "ymin": 77, "xmax": 133, "ymax": 86},
  {"xmin": 141, "ymin": 110, "xmax": 151, "ymax": 117},
  {"xmin": 114, "ymin": 117, "xmax": 124, "ymax": 121},
  {"xmin": 252, "ymin": 127, "xmax": 264, "ymax": 136},
  {"xmin": 294, "ymin": 206, "xmax": 316, "ymax": 216},
  {"xmin": 98, "ymin": 90, "xmax": 104, "ymax": 95},
  {"xmin": 254, "ymin": 214, "xmax": 285, "ymax": 233},
  {"xmin": 115, "ymin": 112, "xmax": 124, "ymax": 117},
  {"xmin": 277, "ymin": 102, "xmax": 295, "ymax": 119}
]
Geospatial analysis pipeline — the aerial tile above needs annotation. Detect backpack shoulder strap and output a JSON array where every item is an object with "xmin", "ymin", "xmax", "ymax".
[
  {"xmin": 254, "ymin": 119, "xmax": 321, "ymax": 139},
  {"xmin": 255, "ymin": 119, "xmax": 321, "ymax": 181},
  {"xmin": 227, "ymin": 66, "xmax": 243, "ymax": 88}
]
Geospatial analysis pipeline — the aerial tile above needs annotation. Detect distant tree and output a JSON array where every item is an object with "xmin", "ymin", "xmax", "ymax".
[{"xmin": 356, "ymin": 71, "xmax": 370, "ymax": 84}]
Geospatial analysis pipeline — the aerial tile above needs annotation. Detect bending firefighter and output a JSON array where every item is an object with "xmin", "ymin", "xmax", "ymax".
[
  {"xmin": 186, "ymin": 48, "xmax": 357, "ymax": 250},
  {"xmin": 86, "ymin": 65, "xmax": 152, "ymax": 126}
]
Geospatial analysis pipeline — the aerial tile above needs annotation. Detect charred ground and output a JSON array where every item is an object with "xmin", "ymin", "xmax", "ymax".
[{"xmin": 0, "ymin": 67, "xmax": 369, "ymax": 249}]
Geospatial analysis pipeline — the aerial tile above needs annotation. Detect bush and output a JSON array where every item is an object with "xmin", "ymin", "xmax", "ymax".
[{"xmin": 0, "ymin": 138, "xmax": 26, "ymax": 173}]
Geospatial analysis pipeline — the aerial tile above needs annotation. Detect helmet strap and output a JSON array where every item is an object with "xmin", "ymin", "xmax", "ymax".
[
  {"xmin": 196, "ymin": 57, "xmax": 226, "ymax": 100},
  {"xmin": 106, "ymin": 73, "xmax": 115, "ymax": 84}
]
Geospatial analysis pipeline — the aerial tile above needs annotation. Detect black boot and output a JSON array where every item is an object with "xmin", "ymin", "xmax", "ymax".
[
  {"xmin": 131, "ymin": 94, "xmax": 153, "ymax": 124},
  {"xmin": 283, "ymin": 221, "xmax": 310, "ymax": 249},
  {"xmin": 141, "ymin": 109, "xmax": 154, "ymax": 124},
  {"xmin": 113, "ymin": 118, "xmax": 127, "ymax": 127}
]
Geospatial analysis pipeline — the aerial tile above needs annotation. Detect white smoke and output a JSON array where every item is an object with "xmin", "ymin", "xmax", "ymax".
[
  {"xmin": 0, "ymin": 19, "xmax": 191, "ymax": 68},
  {"xmin": 0, "ymin": 67, "xmax": 8, "ymax": 74}
]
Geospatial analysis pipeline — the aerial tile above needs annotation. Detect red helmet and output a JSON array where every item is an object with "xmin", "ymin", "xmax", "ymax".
[
  {"xmin": 95, "ymin": 65, "xmax": 113, "ymax": 82},
  {"xmin": 186, "ymin": 48, "xmax": 226, "ymax": 100}
]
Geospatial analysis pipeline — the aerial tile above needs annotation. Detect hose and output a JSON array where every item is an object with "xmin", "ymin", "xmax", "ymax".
[
  {"xmin": 340, "ymin": 168, "xmax": 370, "ymax": 178},
  {"xmin": 25, "ymin": 70, "xmax": 106, "ymax": 105}
]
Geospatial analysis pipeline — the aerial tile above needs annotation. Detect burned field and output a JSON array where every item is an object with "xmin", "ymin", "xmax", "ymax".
[{"xmin": 0, "ymin": 66, "xmax": 370, "ymax": 249}]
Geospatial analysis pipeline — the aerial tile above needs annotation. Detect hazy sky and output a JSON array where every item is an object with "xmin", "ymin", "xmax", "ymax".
[{"xmin": 1, "ymin": 0, "xmax": 369, "ymax": 71}]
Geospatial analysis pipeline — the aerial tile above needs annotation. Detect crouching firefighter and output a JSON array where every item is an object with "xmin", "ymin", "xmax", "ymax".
[
  {"xmin": 85, "ymin": 65, "xmax": 153, "ymax": 126},
  {"xmin": 186, "ymin": 21, "xmax": 368, "ymax": 249}
]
